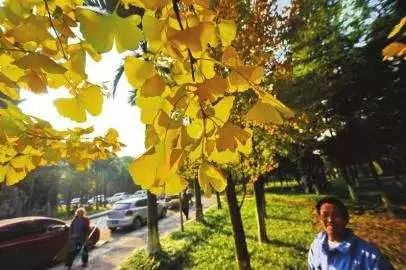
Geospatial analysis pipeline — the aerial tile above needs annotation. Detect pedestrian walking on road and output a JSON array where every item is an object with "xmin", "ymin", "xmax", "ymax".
[
  {"xmin": 181, "ymin": 190, "xmax": 191, "ymax": 220},
  {"xmin": 65, "ymin": 207, "xmax": 90, "ymax": 269}
]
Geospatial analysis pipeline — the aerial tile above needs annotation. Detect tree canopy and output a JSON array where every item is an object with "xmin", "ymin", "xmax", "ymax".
[{"xmin": 0, "ymin": 0, "xmax": 293, "ymax": 195}]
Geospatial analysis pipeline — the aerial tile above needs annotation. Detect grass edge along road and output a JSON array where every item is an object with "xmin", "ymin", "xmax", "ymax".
[{"xmin": 119, "ymin": 194, "xmax": 406, "ymax": 270}]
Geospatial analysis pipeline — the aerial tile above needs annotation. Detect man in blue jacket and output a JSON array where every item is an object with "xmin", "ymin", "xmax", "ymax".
[{"xmin": 308, "ymin": 196, "xmax": 393, "ymax": 270}]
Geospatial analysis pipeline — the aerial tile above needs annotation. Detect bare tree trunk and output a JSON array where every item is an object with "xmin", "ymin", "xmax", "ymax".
[
  {"xmin": 368, "ymin": 161, "xmax": 395, "ymax": 216},
  {"xmin": 179, "ymin": 192, "xmax": 184, "ymax": 232},
  {"xmin": 225, "ymin": 173, "xmax": 251, "ymax": 270},
  {"xmin": 254, "ymin": 176, "xmax": 269, "ymax": 243},
  {"xmin": 216, "ymin": 192, "xmax": 222, "ymax": 209},
  {"xmin": 341, "ymin": 166, "xmax": 358, "ymax": 202},
  {"xmin": 194, "ymin": 179, "xmax": 204, "ymax": 222},
  {"xmin": 147, "ymin": 191, "xmax": 161, "ymax": 256}
]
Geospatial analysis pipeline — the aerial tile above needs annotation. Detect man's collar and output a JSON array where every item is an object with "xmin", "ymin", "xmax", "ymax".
[{"xmin": 321, "ymin": 229, "xmax": 356, "ymax": 254}]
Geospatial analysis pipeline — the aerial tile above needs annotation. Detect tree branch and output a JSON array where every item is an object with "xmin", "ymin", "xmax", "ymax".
[
  {"xmin": 172, "ymin": 0, "xmax": 196, "ymax": 82},
  {"xmin": 44, "ymin": 0, "xmax": 68, "ymax": 59}
]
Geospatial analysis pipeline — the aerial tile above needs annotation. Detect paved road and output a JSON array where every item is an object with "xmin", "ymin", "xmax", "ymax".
[{"xmin": 49, "ymin": 197, "xmax": 215, "ymax": 270}]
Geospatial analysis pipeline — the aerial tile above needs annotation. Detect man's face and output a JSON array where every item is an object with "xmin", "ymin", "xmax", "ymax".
[{"xmin": 319, "ymin": 203, "xmax": 348, "ymax": 241}]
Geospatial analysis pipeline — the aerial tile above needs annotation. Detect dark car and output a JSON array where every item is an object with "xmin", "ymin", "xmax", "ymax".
[{"xmin": 0, "ymin": 216, "xmax": 100, "ymax": 270}]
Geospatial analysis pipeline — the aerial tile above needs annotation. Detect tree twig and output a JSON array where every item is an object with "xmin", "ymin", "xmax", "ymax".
[
  {"xmin": 43, "ymin": 0, "xmax": 68, "ymax": 59},
  {"xmin": 172, "ymin": 0, "xmax": 196, "ymax": 82}
]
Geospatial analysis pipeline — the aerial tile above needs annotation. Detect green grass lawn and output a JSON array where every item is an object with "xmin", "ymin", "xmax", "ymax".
[{"xmin": 119, "ymin": 194, "xmax": 318, "ymax": 270}]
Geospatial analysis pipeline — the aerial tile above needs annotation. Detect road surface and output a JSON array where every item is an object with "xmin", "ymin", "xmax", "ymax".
[{"xmin": 49, "ymin": 197, "xmax": 215, "ymax": 270}]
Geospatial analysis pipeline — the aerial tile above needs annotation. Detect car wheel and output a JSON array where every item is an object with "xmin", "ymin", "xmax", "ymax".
[
  {"xmin": 108, "ymin": 227, "xmax": 117, "ymax": 232},
  {"xmin": 132, "ymin": 217, "xmax": 142, "ymax": 230},
  {"xmin": 160, "ymin": 208, "xmax": 167, "ymax": 218}
]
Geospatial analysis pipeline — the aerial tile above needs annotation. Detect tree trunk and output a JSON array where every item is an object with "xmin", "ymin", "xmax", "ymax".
[
  {"xmin": 194, "ymin": 179, "xmax": 204, "ymax": 222},
  {"xmin": 179, "ymin": 192, "xmax": 184, "ymax": 232},
  {"xmin": 225, "ymin": 173, "xmax": 251, "ymax": 270},
  {"xmin": 254, "ymin": 176, "xmax": 269, "ymax": 243},
  {"xmin": 341, "ymin": 166, "xmax": 358, "ymax": 202},
  {"xmin": 368, "ymin": 161, "xmax": 395, "ymax": 216},
  {"xmin": 216, "ymin": 192, "xmax": 222, "ymax": 209},
  {"xmin": 147, "ymin": 191, "xmax": 161, "ymax": 256}
]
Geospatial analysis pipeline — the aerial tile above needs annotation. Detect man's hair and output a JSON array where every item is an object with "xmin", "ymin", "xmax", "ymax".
[{"xmin": 315, "ymin": 196, "xmax": 349, "ymax": 221}]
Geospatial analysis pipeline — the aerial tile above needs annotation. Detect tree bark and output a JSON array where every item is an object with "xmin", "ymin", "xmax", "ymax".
[
  {"xmin": 194, "ymin": 179, "xmax": 204, "ymax": 222},
  {"xmin": 225, "ymin": 173, "xmax": 251, "ymax": 270},
  {"xmin": 179, "ymin": 192, "xmax": 184, "ymax": 232},
  {"xmin": 216, "ymin": 192, "xmax": 222, "ymax": 209},
  {"xmin": 368, "ymin": 161, "xmax": 395, "ymax": 216},
  {"xmin": 254, "ymin": 176, "xmax": 269, "ymax": 243},
  {"xmin": 147, "ymin": 191, "xmax": 161, "ymax": 256},
  {"xmin": 341, "ymin": 166, "xmax": 358, "ymax": 202}
]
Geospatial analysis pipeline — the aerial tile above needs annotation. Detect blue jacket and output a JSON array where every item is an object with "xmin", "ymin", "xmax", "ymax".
[{"xmin": 308, "ymin": 230, "xmax": 393, "ymax": 270}]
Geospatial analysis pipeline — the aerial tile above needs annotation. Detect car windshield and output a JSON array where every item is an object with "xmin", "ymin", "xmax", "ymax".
[{"xmin": 112, "ymin": 203, "xmax": 131, "ymax": 210}]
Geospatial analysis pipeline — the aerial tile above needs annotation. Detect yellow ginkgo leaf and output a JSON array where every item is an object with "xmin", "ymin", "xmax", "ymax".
[
  {"xmin": 105, "ymin": 128, "xmax": 119, "ymax": 144},
  {"xmin": 54, "ymin": 97, "xmax": 87, "ymax": 122},
  {"xmin": 208, "ymin": 148, "xmax": 239, "ymax": 164},
  {"xmin": 0, "ymin": 165, "xmax": 6, "ymax": 184},
  {"xmin": 194, "ymin": 54, "xmax": 216, "ymax": 81},
  {"xmin": 222, "ymin": 46, "xmax": 241, "ymax": 66},
  {"xmin": 5, "ymin": 166, "xmax": 27, "ymax": 186},
  {"xmin": 129, "ymin": 143, "xmax": 186, "ymax": 194},
  {"xmin": 195, "ymin": 75, "xmax": 228, "ymax": 103},
  {"xmin": 382, "ymin": 42, "xmax": 406, "ymax": 59},
  {"xmin": 142, "ymin": 15, "xmax": 167, "ymax": 53},
  {"xmin": 261, "ymin": 92, "xmax": 294, "ymax": 119},
  {"xmin": 215, "ymin": 122, "xmax": 251, "ymax": 152},
  {"xmin": 76, "ymin": 8, "xmax": 143, "ymax": 53},
  {"xmin": 218, "ymin": 20, "xmax": 236, "ymax": 46},
  {"xmin": 0, "ymin": 74, "xmax": 19, "ymax": 100},
  {"xmin": 54, "ymin": 85, "xmax": 103, "ymax": 122},
  {"xmin": 122, "ymin": 0, "xmax": 169, "ymax": 10},
  {"xmin": 136, "ymin": 95, "xmax": 172, "ymax": 125},
  {"xmin": 14, "ymin": 53, "xmax": 67, "ymax": 74},
  {"xmin": 140, "ymin": 75, "xmax": 166, "ymax": 97},
  {"xmin": 388, "ymin": 17, "xmax": 406, "ymax": 39},
  {"xmin": 228, "ymin": 66, "xmax": 264, "ymax": 92},
  {"xmin": 212, "ymin": 96, "xmax": 235, "ymax": 124},
  {"xmin": 23, "ymin": 70, "xmax": 47, "ymax": 93},
  {"xmin": 9, "ymin": 15, "xmax": 51, "ymax": 43},
  {"xmin": 78, "ymin": 85, "xmax": 103, "ymax": 116},
  {"xmin": 169, "ymin": 22, "xmax": 217, "ymax": 56},
  {"xmin": 245, "ymin": 101, "xmax": 284, "ymax": 125},
  {"xmin": 198, "ymin": 162, "xmax": 227, "ymax": 197},
  {"xmin": 124, "ymin": 57, "xmax": 156, "ymax": 89},
  {"xmin": 0, "ymin": 54, "xmax": 25, "ymax": 81}
]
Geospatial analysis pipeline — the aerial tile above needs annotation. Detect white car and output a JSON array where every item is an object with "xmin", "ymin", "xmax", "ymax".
[
  {"xmin": 107, "ymin": 192, "xmax": 129, "ymax": 204},
  {"xmin": 106, "ymin": 197, "xmax": 167, "ymax": 231},
  {"xmin": 132, "ymin": 190, "xmax": 147, "ymax": 197},
  {"xmin": 70, "ymin": 197, "xmax": 81, "ymax": 205},
  {"xmin": 88, "ymin": 195, "xmax": 105, "ymax": 205}
]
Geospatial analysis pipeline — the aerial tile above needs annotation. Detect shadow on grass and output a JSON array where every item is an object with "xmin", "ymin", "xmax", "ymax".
[
  {"xmin": 159, "ymin": 211, "xmax": 233, "ymax": 268},
  {"xmin": 268, "ymin": 239, "xmax": 308, "ymax": 253},
  {"xmin": 265, "ymin": 214, "xmax": 309, "ymax": 224}
]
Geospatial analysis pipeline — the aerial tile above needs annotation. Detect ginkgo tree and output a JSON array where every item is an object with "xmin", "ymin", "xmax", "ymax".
[
  {"xmin": 1, "ymin": 0, "xmax": 293, "ymax": 269},
  {"xmin": 0, "ymin": 0, "xmax": 122, "ymax": 185},
  {"xmin": 0, "ymin": 0, "xmax": 291, "ymax": 199}
]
